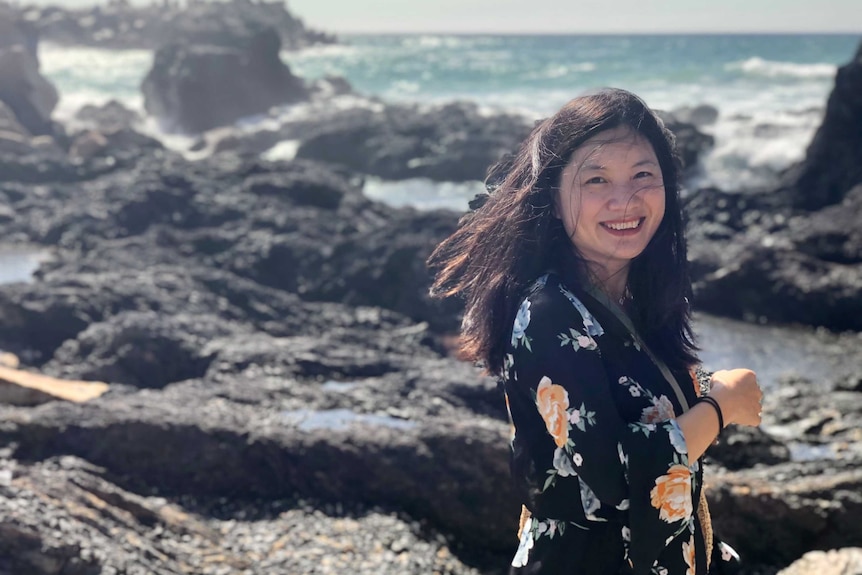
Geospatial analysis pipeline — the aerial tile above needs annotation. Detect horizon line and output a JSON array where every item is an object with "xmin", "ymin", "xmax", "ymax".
[{"xmin": 324, "ymin": 30, "xmax": 862, "ymax": 36}]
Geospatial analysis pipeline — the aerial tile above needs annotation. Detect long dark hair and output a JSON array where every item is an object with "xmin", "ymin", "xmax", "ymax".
[{"xmin": 427, "ymin": 88, "xmax": 698, "ymax": 375}]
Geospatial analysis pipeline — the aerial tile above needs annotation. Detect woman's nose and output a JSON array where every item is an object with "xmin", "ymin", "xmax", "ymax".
[{"xmin": 606, "ymin": 182, "xmax": 642, "ymax": 208}]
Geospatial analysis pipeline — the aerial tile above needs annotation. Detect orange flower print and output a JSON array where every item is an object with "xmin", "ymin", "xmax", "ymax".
[
  {"xmin": 536, "ymin": 376, "xmax": 569, "ymax": 448},
  {"xmin": 682, "ymin": 535, "xmax": 696, "ymax": 575},
  {"xmin": 649, "ymin": 464, "xmax": 692, "ymax": 523},
  {"xmin": 640, "ymin": 395, "xmax": 676, "ymax": 424}
]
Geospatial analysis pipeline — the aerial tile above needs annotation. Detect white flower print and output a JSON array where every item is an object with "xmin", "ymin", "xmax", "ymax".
[
  {"xmin": 511, "ymin": 517, "xmax": 534, "ymax": 567},
  {"xmin": 616, "ymin": 499, "xmax": 630, "ymax": 511},
  {"xmin": 621, "ymin": 526, "xmax": 631, "ymax": 542},
  {"xmin": 640, "ymin": 395, "xmax": 676, "ymax": 424},
  {"xmin": 617, "ymin": 443, "xmax": 628, "ymax": 466},
  {"xmin": 568, "ymin": 409, "xmax": 581, "ymax": 426},
  {"xmin": 576, "ymin": 334, "xmax": 597, "ymax": 350},
  {"xmin": 512, "ymin": 299, "xmax": 532, "ymax": 348},
  {"xmin": 719, "ymin": 541, "xmax": 740, "ymax": 562},
  {"xmin": 666, "ymin": 420, "xmax": 688, "ymax": 456},
  {"xmin": 572, "ymin": 452, "xmax": 583, "ymax": 467},
  {"xmin": 629, "ymin": 386, "xmax": 642, "ymax": 397},
  {"xmin": 579, "ymin": 478, "xmax": 603, "ymax": 521},
  {"xmin": 559, "ymin": 286, "xmax": 604, "ymax": 337},
  {"xmin": 552, "ymin": 447, "xmax": 577, "ymax": 477}
]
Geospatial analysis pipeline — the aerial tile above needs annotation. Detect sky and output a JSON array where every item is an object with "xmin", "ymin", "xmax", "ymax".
[{"xmin": 286, "ymin": 0, "xmax": 862, "ymax": 34}]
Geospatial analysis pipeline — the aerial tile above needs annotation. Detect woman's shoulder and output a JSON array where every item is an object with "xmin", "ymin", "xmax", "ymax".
[{"xmin": 519, "ymin": 273, "xmax": 604, "ymax": 338}]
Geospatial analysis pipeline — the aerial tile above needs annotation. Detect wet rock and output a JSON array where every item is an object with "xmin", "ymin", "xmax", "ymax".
[
  {"xmin": 142, "ymin": 26, "xmax": 309, "ymax": 133},
  {"xmin": 295, "ymin": 102, "xmax": 533, "ymax": 182}
]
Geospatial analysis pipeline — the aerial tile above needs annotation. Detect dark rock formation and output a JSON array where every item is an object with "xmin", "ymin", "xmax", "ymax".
[
  {"xmin": 0, "ymin": 10, "xmax": 59, "ymax": 137},
  {"xmin": 142, "ymin": 27, "xmax": 309, "ymax": 134},
  {"xmin": 778, "ymin": 42, "xmax": 862, "ymax": 211},
  {"xmin": 74, "ymin": 99, "xmax": 141, "ymax": 133},
  {"xmin": 656, "ymin": 110, "xmax": 715, "ymax": 172},
  {"xmin": 13, "ymin": 0, "xmax": 335, "ymax": 51},
  {"xmin": 295, "ymin": 102, "xmax": 533, "ymax": 182},
  {"xmin": 669, "ymin": 104, "xmax": 719, "ymax": 127},
  {"xmin": 687, "ymin": 41, "xmax": 862, "ymax": 331}
]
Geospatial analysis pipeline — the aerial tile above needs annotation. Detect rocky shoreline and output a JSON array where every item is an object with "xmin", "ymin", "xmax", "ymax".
[{"xmin": 0, "ymin": 6, "xmax": 861, "ymax": 574}]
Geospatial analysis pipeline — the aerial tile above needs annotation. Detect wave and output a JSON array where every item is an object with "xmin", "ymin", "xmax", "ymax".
[{"xmin": 725, "ymin": 57, "xmax": 836, "ymax": 79}]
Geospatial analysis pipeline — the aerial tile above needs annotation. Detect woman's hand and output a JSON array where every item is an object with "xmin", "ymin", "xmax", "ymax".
[{"xmin": 708, "ymin": 369, "xmax": 763, "ymax": 427}]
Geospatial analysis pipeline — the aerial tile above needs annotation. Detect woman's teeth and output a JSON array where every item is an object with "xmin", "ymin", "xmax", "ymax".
[{"xmin": 603, "ymin": 219, "xmax": 642, "ymax": 231}]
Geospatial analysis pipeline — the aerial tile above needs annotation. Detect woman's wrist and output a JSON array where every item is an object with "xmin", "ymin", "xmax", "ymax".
[{"xmin": 696, "ymin": 395, "xmax": 725, "ymax": 436}]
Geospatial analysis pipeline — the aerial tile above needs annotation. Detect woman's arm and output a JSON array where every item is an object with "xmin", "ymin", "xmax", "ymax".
[{"xmin": 676, "ymin": 369, "xmax": 763, "ymax": 461}]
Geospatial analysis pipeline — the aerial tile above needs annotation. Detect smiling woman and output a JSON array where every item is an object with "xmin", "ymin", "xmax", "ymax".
[
  {"xmin": 555, "ymin": 125, "xmax": 667, "ymax": 305},
  {"xmin": 428, "ymin": 88, "xmax": 763, "ymax": 575}
]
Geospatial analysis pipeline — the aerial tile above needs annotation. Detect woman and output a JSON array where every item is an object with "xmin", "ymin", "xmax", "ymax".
[{"xmin": 428, "ymin": 89, "xmax": 763, "ymax": 574}]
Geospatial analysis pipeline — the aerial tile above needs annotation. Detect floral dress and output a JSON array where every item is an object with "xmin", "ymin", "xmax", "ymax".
[{"xmin": 503, "ymin": 272, "xmax": 740, "ymax": 575}]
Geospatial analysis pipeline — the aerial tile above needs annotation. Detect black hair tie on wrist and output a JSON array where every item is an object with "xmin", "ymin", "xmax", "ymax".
[{"xmin": 696, "ymin": 396, "xmax": 725, "ymax": 435}]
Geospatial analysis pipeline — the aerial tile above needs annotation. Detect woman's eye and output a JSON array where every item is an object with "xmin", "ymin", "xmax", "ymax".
[
  {"xmin": 584, "ymin": 176, "xmax": 606, "ymax": 184},
  {"xmin": 634, "ymin": 171, "xmax": 653, "ymax": 179}
]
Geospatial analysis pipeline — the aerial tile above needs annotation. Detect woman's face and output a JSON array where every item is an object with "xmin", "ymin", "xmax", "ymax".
[{"xmin": 555, "ymin": 126, "xmax": 666, "ymax": 280}]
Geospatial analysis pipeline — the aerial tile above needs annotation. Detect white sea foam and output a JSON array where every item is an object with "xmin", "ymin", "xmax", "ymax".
[
  {"xmin": 725, "ymin": 57, "xmax": 836, "ymax": 79},
  {"xmin": 262, "ymin": 140, "xmax": 300, "ymax": 161},
  {"xmin": 363, "ymin": 178, "xmax": 485, "ymax": 212}
]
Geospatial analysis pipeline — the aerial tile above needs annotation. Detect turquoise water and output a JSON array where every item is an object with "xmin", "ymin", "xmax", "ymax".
[
  {"xmin": 39, "ymin": 33, "xmax": 860, "ymax": 194},
  {"xmin": 284, "ymin": 34, "xmax": 857, "ymax": 116}
]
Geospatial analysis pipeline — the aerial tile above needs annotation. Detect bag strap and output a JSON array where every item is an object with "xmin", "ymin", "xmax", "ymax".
[{"xmin": 582, "ymin": 284, "xmax": 690, "ymax": 413}]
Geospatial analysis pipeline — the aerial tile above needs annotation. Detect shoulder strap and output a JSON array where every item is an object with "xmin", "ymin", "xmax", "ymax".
[{"xmin": 583, "ymin": 285, "xmax": 690, "ymax": 413}]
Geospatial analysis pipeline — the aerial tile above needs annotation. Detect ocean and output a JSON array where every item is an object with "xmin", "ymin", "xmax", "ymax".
[{"xmin": 39, "ymin": 33, "xmax": 859, "ymax": 211}]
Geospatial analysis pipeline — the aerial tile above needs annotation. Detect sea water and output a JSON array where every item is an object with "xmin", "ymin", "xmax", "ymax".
[{"xmin": 39, "ymin": 33, "xmax": 860, "ymax": 210}]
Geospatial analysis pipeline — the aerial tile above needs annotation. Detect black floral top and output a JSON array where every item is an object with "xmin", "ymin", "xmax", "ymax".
[{"xmin": 502, "ymin": 272, "xmax": 740, "ymax": 575}]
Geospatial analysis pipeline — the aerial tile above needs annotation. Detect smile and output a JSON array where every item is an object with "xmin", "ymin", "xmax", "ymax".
[{"xmin": 601, "ymin": 218, "xmax": 644, "ymax": 231}]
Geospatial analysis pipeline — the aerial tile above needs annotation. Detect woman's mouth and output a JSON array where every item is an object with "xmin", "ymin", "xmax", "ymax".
[{"xmin": 600, "ymin": 218, "xmax": 645, "ymax": 234}]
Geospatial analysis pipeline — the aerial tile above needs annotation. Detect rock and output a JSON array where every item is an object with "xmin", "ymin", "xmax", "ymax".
[
  {"xmin": 686, "ymin": 185, "xmax": 862, "ymax": 331},
  {"xmin": 779, "ymin": 42, "xmax": 862, "ymax": 211},
  {"xmin": 0, "ymin": 7, "xmax": 38, "ymax": 62},
  {"xmin": 68, "ymin": 130, "xmax": 109, "ymax": 161},
  {"xmin": 0, "ymin": 43, "xmax": 59, "ymax": 137},
  {"xmin": 13, "ymin": 0, "xmax": 335, "ymax": 51},
  {"xmin": 74, "ymin": 100, "xmax": 141, "ymax": 133},
  {"xmin": 0, "ymin": 456, "xmax": 485, "ymax": 575},
  {"xmin": 0, "ymin": 365, "xmax": 108, "ymax": 405},
  {"xmin": 142, "ymin": 26, "xmax": 309, "ymax": 133},
  {"xmin": 706, "ymin": 426, "xmax": 791, "ymax": 470},
  {"xmin": 670, "ymin": 104, "xmax": 719, "ymax": 127},
  {"xmin": 776, "ymin": 548, "xmax": 862, "ymax": 575},
  {"xmin": 0, "ymin": 100, "xmax": 29, "ymax": 137},
  {"xmin": 43, "ymin": 311, "xmax": 246, "ymax": 388},
  {"xmin": 655, "ymin": 110, "xmax": 715, "ymax": 171},
  {"xmin": 708, "ymin": 460, "xmax": 862, "ymax": 567},
  {"xmin": 295, "ymin": 102, "xmax": 533, "ymax": 182}
]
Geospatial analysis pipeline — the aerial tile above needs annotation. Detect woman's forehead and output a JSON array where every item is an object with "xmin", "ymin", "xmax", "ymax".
[{"xmin": 565, "ymin": 128, "xmax": 656, "ymax": 170}]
